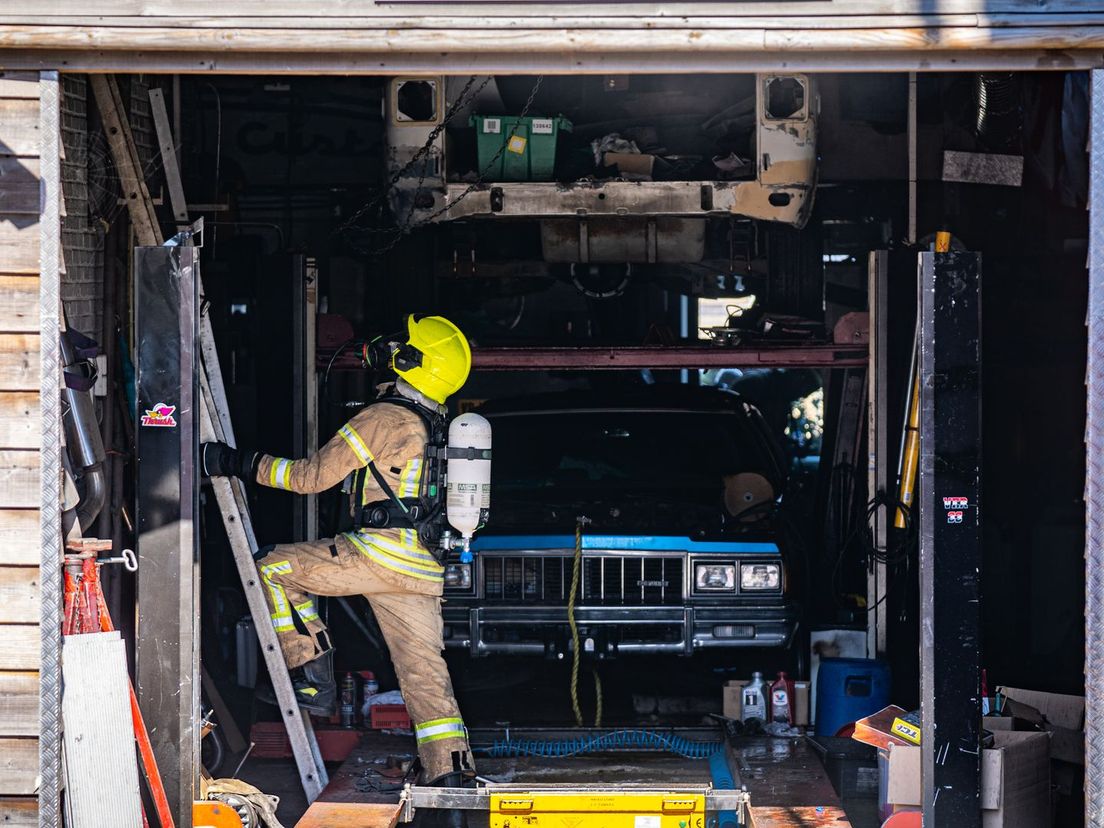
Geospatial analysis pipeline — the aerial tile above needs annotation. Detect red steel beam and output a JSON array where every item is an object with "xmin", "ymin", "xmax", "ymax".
[{"xmin": 471, "ymin": 344, "xmax": 867, "ymax": 370}]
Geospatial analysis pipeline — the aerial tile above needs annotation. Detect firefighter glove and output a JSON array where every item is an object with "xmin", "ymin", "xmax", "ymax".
[{"xmin": 201, "ymin": 441, "xmax": 259, "ymax": 479}]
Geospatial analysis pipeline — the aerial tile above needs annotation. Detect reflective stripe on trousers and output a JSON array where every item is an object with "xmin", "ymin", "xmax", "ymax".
[
  {"xmin": 415, "ymin": 716, "xmax": 467, "ymax": 745},
  {"xmin": 260, "ymin": 560, "xmax": 295, "ymax": 632}
]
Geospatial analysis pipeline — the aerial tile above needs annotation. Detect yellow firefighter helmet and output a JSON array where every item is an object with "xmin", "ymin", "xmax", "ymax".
[{"xmin": 393, "ymin": 315, "xmax": 472, "ymax": 404}]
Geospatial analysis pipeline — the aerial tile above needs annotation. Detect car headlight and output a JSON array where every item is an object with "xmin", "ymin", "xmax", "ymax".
[
  {"xmin": 695, "ymin": 563, "xmax": 736, "ymax": 591},
  {"xmin": 444, "ymin": 563, "xmax": 472, "ymax": 590},
  {"xmin": 740, "ymin": 562, "xmax": 781, "ymax": 591}
]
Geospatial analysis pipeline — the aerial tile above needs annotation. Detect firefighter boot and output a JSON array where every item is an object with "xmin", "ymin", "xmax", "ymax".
[
  {"xmin": 258, "ymin": 650, "xmax": 337, "ymax": 716},
  {"xmin": 425, "ymin": 772, "xmax": 470, "ymax": 828}
]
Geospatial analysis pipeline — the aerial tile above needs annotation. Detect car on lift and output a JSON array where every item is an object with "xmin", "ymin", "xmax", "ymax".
[
  {"xmin": 380, "ymin": 74, "xmax": 818, "ymax": 297},
  {"xmin": 439, "ymin": 385, "xmax": 801, "ymax": 658}
]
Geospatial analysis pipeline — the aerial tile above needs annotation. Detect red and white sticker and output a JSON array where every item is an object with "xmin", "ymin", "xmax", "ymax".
[
  {"xmin": 942, "ymin": 496, "xmax": 969, "ymax": 510},
  {"xmin": 141, "ymin": 403, "xmax": 177, "ymax": 428}
]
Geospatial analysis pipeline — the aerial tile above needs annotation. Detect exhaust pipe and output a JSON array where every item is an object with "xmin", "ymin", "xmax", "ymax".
[{"xmin": 61, "ymin": 331, "xmax": 107, "ymax": 531}]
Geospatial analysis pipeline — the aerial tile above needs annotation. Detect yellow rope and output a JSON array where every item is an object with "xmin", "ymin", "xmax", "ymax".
[
  {"xmin": 593, "ymin": 667, "xmax": 603, "ymax": 728},
  {"xmin": 569, "ymin": 517, "xmax": 603, "ymax": 727},
  {"xmin": 569, "ymin": 518, "xmax": 585, "ymax": 726}
]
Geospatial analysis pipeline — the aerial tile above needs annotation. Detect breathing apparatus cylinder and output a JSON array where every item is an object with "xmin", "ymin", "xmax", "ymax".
[{"xmin": 446, "ymin": 413, "xmax": 492, "ymax": 563}]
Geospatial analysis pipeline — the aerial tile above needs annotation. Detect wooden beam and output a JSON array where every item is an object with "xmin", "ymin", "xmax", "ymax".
[
  {"xmin": 0, "ymin": 510, "xmax": 40, "ymax": 564},
  {"xmin": 0, "ymin": 673, "xmax": 38, "ymax": 736},
  {"xmin": 0, "ymin": 566, "xmax": 39, "ymax": 623},
  {"xmin": 0, "ymin": 451, "xmax": 39, "ymax": 508},
  {"xmin": 4, "ymin": 0, "xmax": 1104, "ymax": 17},
  {"xmin": 296, "ymin": 802, "xmax": 402, "ymax": 828},
  {"xmin": 0, "ymin": 797, "xmax": 37, "ymax": 826},
  {"xmin": 0, "ymin": 13, "xmax": 990, "ymax": 29},
  {"xmin": 1, "ymin": 23, "xmax": 1104, "ymax": 52},
  {"xmin": 0, "ymin": 738, "xmax": 38, "ymax": 795},
  {"xmin": 0, "ymin": 625, "xmax": 40, "ymax": 670},
  {"xmin": 0, "ymin": 98, "xmax": 38, "ymax": 158},
  {"xmin": 0, "ymin": 392, "xmax": 39, "ymax": 448},
  {"xmin": 89, "ymin": 75, "xmax": 159, "ymax": 246},
  {"xmin": 0, "ymin": 334, "xmax": 39, "ymax": 390},
  {"xmin": 0, "ymin": 275, "xmax": 40, "ymax": 333},
  {"xmin": 1, "ymin": 47, "xmax": 1101, "ymax": 74}
]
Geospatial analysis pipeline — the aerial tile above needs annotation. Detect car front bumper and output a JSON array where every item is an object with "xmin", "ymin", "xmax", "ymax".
[{"xmin": 440, "ymin": 602, "xmax": 799, "ymax": 657}]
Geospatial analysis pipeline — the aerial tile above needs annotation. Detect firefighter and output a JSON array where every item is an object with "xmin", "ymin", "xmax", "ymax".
[{"xmin": 201, "ymin": 315, "xmax": 475, "ymax": 790}]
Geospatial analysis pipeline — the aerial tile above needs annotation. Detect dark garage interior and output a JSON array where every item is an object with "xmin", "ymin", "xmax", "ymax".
[{"xmin": 36, "ymin": 67, "xmax": 1092, "ymax": 827}]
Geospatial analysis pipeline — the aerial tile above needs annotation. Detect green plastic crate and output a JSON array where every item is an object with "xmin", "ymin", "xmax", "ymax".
[{"xmin": 470, "ymin": 115, "xmax": 572, "ymax": 182}]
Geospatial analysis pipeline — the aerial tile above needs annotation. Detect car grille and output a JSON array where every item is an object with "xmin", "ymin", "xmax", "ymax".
[{"xmin": 481, "ymin": 555, "xmax": 684, "ymax": 606}]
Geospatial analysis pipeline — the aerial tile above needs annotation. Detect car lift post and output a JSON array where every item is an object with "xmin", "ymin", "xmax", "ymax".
[
  {"xmin": 134, "ymin": 243, "xmax": 202, "ymax": 825},
  {"xmin": 919, "ymin": 251, "xmax": 982, "ymax": 826}
]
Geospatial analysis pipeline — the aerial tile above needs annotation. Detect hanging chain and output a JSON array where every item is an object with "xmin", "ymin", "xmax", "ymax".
[{"xmin": 353, "ymin": 75, "xmax": 547, "ymax": 258}]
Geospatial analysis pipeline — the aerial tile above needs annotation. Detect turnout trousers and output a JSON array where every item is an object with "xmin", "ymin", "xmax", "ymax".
[{"xmin": 256, "ymin": 535, "xmax": 472, "ymax": 779}]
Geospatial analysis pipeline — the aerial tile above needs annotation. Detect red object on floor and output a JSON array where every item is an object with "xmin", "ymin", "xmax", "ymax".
[
  {"xmin": 882, "ymin": 813, "xmax": 921, "ymax": 827},
  {"xmin": 249, "ymin": 721, "xmax": 362, "ymax": 762},
  {"xmin": 370, "ymin": 704, "xmax": 412, "ymax": 730}
]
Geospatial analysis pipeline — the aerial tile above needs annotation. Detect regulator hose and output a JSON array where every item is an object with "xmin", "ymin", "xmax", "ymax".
[{"xmin": 476, "ymin": 729, "xmax": 722, "ymax": 760}]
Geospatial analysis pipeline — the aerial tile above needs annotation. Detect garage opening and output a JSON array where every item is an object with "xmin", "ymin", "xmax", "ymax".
[{"xmin": 55, "ymin": 70, "xmax": 1089, "ymax": 827}]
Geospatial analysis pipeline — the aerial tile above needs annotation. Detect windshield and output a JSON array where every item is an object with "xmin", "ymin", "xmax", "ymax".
[{"xmin": 487, "ymin": 410, "xmax": 766, "ymax": 496}]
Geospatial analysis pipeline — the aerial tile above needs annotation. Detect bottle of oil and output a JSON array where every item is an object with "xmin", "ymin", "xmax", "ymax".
[
  {"xmin": 742, "ymin": 672, "xmax": 767, "ymax": 722},
  {"xmin": 770, "ymin": 671, "xmax": 794, "ymax": 724}
]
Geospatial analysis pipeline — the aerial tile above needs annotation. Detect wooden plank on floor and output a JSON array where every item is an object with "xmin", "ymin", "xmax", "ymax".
[
  {"xmin": 0, "ymin": 157, "xmax": 40, "ymax": 215},
  {"xmin": 0, "ymin": 509, "xmax": 40, "ymax": 563},
  {"xmin": 62, "ymin": 633, "xmax": 143, "ymax": 824},
  {"xmin": 0, "ymin": 797, "xmax": 37, "ymax": 826},
  {"xmin": 0, "ymin": 566, "xmax": 39, "ymax": 623},
  {"xmin": 295, "ymin": 801, "xmax": 402, "ymax": 828},
  {"xmin": 0, "ymin": 624, "xmax": 39, "ymax": 670},
  {"xmin": 0, "ymin": 220, "xmax": 40, "ymax": 274},
  {"xmin": 0, "ymin": 334, "xmax": 38, "ymax": 390},
  {"xmin": 0, "ymin": 274, "xmax": 40, "ymax": 332},
  {"xmin": 0, "ymin": 673, "xmax": 38, "ymax": 736},
  {"xmin": 0, "ymin": 451, "xmax": 38, "ymax": 508},
  {"xmin": 0, "ymin": 98, "xmax": 39, "ymax": 157},
  {"xmin": 749, "ymin": 806, "xmax": 852, "ymax": 828},
  {"xmin": 0, "ymin": 738, "xmax": 38, "ymax": 795},
  {"xmin": 0, "ymin": 392, "xmax": 39, "ymax": 448}
]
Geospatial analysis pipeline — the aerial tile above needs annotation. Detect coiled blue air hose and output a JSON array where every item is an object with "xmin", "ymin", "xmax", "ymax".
[
  {"xmin": 708, "ymin": 750, "xmax": 739, "ymax": 828},
  {"xmin": 474, "ymin": 729, "xmax": 722, "ymax": 760}
]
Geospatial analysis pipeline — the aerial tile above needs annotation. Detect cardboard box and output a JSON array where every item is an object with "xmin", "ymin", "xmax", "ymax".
[
  {"xmin": 885, "ymin": 730, "xmax": 1051, "ymax": 828},
  {"xmin": 603, "ymin": 152, "xmax": 655, "ymax": 178},
  {"xmin": 723, "ymin": 680, "xmax": 749, "ymax": 719},
  {"xmin": 998, "ymin": 686, "xmax": 1084, "ymax": 766}
]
